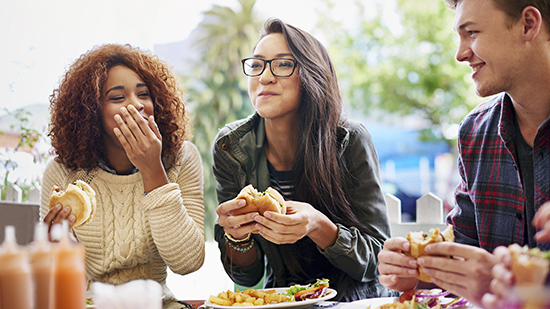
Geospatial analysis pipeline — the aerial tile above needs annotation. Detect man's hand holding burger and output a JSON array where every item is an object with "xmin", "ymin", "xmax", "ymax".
[
  {"xmin": 482, "ymin": 244, "xmax": 550, "ymax": 309},
  {"xmin": 378, "ymin": 225, "xmax": 496, "ymax": 307},
  {"xmin": 415, "ymin": 241, "xmax": 496, "ymax": 307}
]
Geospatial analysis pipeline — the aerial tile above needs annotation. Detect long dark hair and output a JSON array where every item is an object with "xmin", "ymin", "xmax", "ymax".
[{"xmin": 259, "ymin": 18, "xmax": 366, "ymax": 277}]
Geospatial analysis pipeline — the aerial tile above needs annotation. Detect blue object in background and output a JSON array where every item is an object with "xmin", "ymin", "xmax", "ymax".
[{"xmin": 366, "ymin": 123, "xmax": 451, "ymax": 221}]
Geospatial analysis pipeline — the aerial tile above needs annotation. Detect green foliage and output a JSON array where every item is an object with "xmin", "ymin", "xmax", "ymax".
[
  {"xmin": 3, "ymin": 108, "xmax": 42, "ymax": 151},
  {"xmin": 0, "ymin": 108, "xmax": 44, "ymax": 201},
  {"xmin": 318, "ymin": 0, "xmax": 483, "ymax": 144},
  {"xmin": 182, "ymin": 0, "xmax": 260, "ymax": 240},
  {"xmin": 181, "ymin": 0, "xmax": 486, "ymax": 239}
]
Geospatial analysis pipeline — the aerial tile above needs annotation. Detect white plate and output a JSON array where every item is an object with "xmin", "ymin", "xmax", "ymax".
[
  {"xmin": 344, "ymin": 297, "xmax": 477, "ymax": 309},
  {"xmin": 344, "ymin": 297, "xmax": 398, "ymax": 309},
  {"xmin": 86, "ymin": 290, "xmax": 95, "ymax": 308},
  {"xmin": 85, "ymin": 289, "xmax": 165, "ymax": 308},
  {"xmin": 205, "ymin": 287, "xmax": 337, "ymax": 309}
]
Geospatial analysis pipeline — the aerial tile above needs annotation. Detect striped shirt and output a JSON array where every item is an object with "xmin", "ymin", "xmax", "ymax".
[
  {"xmin": 267, "ymin": 160, "xmax": 294, "ymax": 200},
  {"xmin": 447, "ymin": 92, "xmax": 550, "ymax": 252}
]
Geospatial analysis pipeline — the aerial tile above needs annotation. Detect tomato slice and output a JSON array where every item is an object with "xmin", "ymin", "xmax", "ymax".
[{"xmin": 399, "ymin": 289, "xmax": 417, "ymax": 303}]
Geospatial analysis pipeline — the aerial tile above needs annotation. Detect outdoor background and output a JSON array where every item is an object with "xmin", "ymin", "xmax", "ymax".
[{"xmin": 1, "ymin": 0, "xmax": 485, "ymax": 299}]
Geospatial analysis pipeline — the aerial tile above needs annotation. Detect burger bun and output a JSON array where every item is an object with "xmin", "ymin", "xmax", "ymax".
[
  {"xmin": 406, "ymin": 225, "xmax": 454, "ymax": 282},
  {"xmin": 233, "ymin": 185, "xmax": 286, "ymax": 233},
  {"xmin": 48, "ymin": 180, "xmax": 97, "ymax": 228},
  {"xmin": 509, "ymin": 244, "xmax": 550, "ymax": 286}
]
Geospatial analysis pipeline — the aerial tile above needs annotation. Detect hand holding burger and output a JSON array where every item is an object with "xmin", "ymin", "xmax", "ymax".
[
  {"xmin": 508, "ymin": 244, "xmax": 550, "ymax": 286},
  {"xmin": 482, "ymin": 245, "xmax": 550, "ymax": 309},
  {"xmin": 405, "ymin": 225, "xmax": 454, "ymax": 282},
  {"xmin": 232, "ymin": 185, "xmax": 286, "ymax": 234},
  {"xmin": 47, "ymin": 180, "xmax": 97, "ymax": 228},
  {"xmin": 234, "ymin": 185, "xmax": 286, "ymax": 215}
]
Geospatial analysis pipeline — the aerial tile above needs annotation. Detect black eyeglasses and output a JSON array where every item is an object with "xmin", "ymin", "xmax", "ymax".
[{"xmin": 241, "ymin": 57, "xmax": 297, "ymax": 77}]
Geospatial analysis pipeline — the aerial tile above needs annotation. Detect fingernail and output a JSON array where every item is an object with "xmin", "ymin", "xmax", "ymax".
[
  {"xmin": 255, "ymin": 224, "xmax": 262, "ymax": 231},
  {"xmin": 264, "ymin": 212, "xmax": 271, "ymax": 218},
  {"xmin": 114, "ymin": 114, "xmax": 121, "ymax": 121},
  {"xmin": 254, "ymin": 216, "xmax": 262, "ymax": 223},
  {"xmin": 409, "ymin": 260, "xmax": 417, "ymax": 267},
  {"xmin": 69, "ymin": 215, "xmax": 76, "ymax": 222},
  {"xmin": 64, "ymin": 207, "xmax": 71, "ymax": 213},
  {"xmin": 408, "ymin": 269, "xmax": 417, "ymax": 275},
  {"xmin": 238, "ymin": 200, "xmax": 246, "ymax": 206},
  {"xmin": 54, "ymin": 204, "xmax": 61, "ymax": 210},
  {"xmin": 417, "ymin": 257, "xmax": 425, "ymax": 265}
]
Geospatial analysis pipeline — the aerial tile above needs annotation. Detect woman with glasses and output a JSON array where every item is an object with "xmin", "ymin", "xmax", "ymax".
[{"xmin": 213, "ymin": 18, "xmax": 394, "ymax": 301}]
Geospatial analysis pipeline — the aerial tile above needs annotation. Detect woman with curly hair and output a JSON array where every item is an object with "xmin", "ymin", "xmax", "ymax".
[
  {"xmin": 41, "ymin": 44, "xmax": 205, "ymax": 308},
  {"xmin": 213, "ymin": 18, "xmax": 394, "ymax": 301}
]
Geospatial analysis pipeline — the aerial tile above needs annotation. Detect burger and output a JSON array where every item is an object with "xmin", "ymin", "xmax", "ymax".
[
  {"xmin": 48, "ymin": 180, "xmax": 97, "ymax": 228},
  {"xmin": 233, "ymin": 184, "xmax": 286, "ymax": 216},
  {"xmin": 508, "ymin": 244, "xmax": 550, "ymax": 286},
  {"xmin": 406, "ymin": 225, "xmax": 455, "ymax": 282}
]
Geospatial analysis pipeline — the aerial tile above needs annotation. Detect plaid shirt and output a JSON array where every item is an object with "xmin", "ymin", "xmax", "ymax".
[{"xmin": 447, "ymin": 92, "xmax": 550, "ymax": 252}]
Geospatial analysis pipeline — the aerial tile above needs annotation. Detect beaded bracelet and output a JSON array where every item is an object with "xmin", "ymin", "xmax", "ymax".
[
  {"xmin": 224, "ymin": 232, "xmax": 251, "ymax": 243},
  {"xmin": 228, "ymin": 239, "xmax": 255, "ymax": 253}
]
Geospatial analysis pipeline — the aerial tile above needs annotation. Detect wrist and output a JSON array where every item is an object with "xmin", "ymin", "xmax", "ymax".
[
  {"xmin": 224, "ymin": 232, "xmax": 252, "ymax": 243},
  {"xmin": 224, "ymin": 232, "xmax": 254, "ymax": 253},
  {"xmin": 227, "ymin": 238, "xmax": 255, "ymax": 253},
  {"xmin": 310, "ymin": 215, "xmax": 338, "ymax": 250}
]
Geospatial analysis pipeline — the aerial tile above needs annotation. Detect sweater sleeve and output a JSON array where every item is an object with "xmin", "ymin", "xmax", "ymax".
[{"xmin": 142, "ymin": 142, "xmax": 205, "ymax": 275}]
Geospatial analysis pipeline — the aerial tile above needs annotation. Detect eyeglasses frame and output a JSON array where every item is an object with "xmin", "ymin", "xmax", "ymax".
[{"xmin": 241, "ymin": 57, "xmax": 298, "ymax": 77}]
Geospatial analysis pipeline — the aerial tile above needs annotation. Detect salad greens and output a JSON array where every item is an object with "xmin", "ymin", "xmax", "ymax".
[{"xmin": 285, "ymin": 279, "xmax": 329, "ymax": 299}]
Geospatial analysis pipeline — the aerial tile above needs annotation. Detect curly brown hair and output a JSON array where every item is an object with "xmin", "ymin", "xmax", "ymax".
[{"xmin": 49, "ymin": 43, "xmax": 191, "ymax": 171}]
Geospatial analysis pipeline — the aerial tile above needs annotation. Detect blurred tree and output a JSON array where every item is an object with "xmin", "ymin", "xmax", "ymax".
[
  {"xmin": 318, "ymin": 0, "xmax": 483, "ymax": 144},
  {"xmin": 182, "ymin": 0, "xmax": 260, "ymax": 240}
]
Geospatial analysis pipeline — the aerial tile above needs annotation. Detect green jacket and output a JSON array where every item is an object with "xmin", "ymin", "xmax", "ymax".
[{"xmin": 212, "ymin": 113, "xmax": 395, "ymax": 301}]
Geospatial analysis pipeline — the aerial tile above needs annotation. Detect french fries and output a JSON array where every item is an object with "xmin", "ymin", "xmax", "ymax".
[{"xmin": 208, "ymin": 288, "xmax": 289, "ymax": 306}]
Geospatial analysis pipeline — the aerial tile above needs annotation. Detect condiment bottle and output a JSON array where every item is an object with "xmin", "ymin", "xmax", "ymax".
[
  {"xmin": 29, "ymin": 222, "xmax": 53, "ymax": 309},
  {"xmin": 0, "ymin": 225, "xmax": 33, "ymax": 309},
  {"xmin": 52, "ymin": 220, "xmax": 86, "ymax": 309}
]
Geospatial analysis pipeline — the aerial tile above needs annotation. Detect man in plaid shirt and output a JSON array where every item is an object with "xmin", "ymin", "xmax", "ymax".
[{"xmin": 376, "ymin": 0, "xmax": 550, "ymax": 307}]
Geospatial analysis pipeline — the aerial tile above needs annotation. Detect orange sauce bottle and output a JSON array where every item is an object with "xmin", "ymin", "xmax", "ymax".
[
  {"xmin": 0, "ymin": 226, "xmax": 33, "ymax": 309},
  {"xmin": 29, "ymin": 222, "xmax": 53, "ymax": 309},
  {"xmin": 51, "ymin": 221, "xmax": 86, "ymax": 309}
]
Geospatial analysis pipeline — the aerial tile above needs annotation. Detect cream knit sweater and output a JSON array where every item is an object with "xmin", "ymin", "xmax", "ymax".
[{"xmin": 40, "ymin": 141, "xmax": 205, "ymax": 301}]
